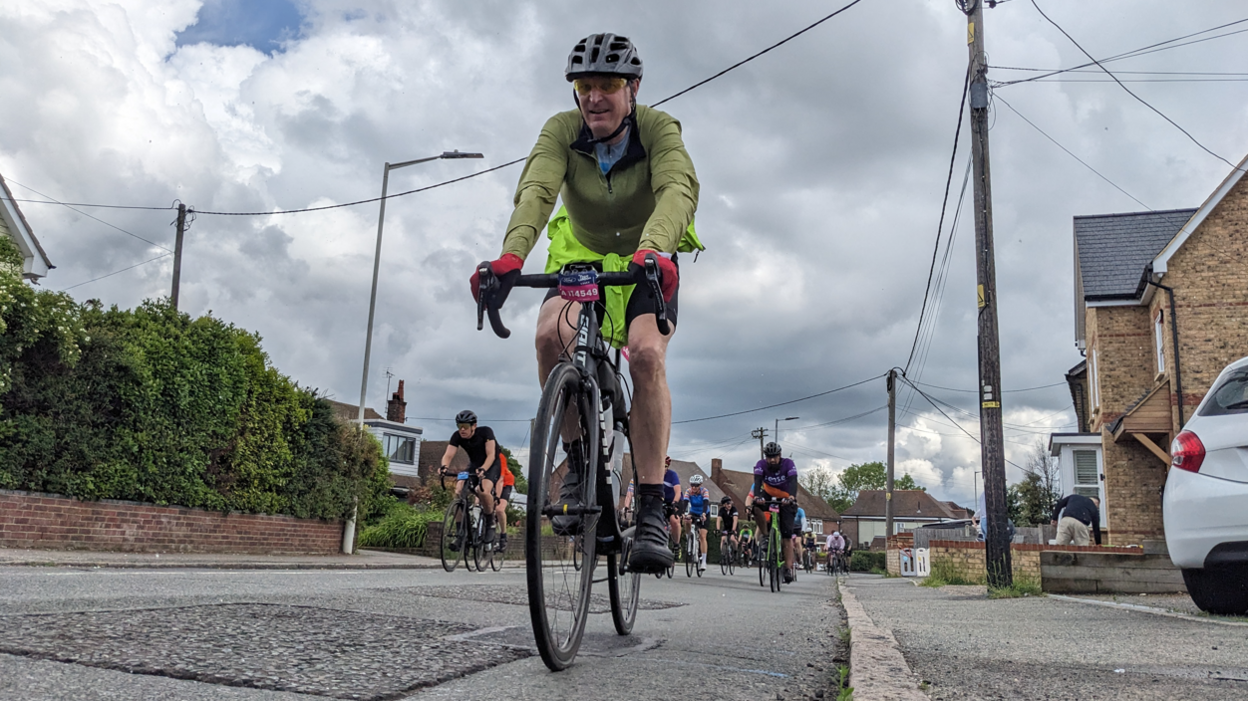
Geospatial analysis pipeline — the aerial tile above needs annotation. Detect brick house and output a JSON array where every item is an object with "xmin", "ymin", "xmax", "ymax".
[
  {"xmin": 326, "ymin": 383, "xmax": 424, "ymax": 491},
  {"xmin": 1057, "ymin": 153, "xmax": 1248, "ymax": 545},
  {"xmin": 839, "ymin": 490, "xmax": 964, "ymax": 549},
  {"xmin": 1, "ymin": 170, "xmax": 53, "ymax": 281}
]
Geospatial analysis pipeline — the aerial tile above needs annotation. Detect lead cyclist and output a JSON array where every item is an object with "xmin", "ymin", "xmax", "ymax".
[{"xmin": 471, "ymin": 33, "xmax": 702, "ymax": 574}]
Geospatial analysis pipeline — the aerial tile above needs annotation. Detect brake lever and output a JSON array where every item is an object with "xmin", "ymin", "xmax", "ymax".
[
  {"xmin": 475, "ymin": 262, "xmax": 512, "ymax": 338},
  {"xmin": 644, "ymin": 257, "xmax": 671, "ymax": 336}
]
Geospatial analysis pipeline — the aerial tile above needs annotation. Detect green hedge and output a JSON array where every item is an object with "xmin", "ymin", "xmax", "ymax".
[
  {"xmin": 358, "ymin": 502, "xmax": 442, "ymax": 549},
  {"xmin": 850, "ymin": 550, "xmax": 886, "ymax": 572},
  {"xmin": 0, "ymin": 237, "xmax": 388, "ymax": 520}
]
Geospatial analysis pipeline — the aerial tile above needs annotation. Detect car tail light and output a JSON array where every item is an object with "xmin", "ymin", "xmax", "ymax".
[{"xmin": 1171, "ymin": 430, "xmax": 1205, "ymax": 473}]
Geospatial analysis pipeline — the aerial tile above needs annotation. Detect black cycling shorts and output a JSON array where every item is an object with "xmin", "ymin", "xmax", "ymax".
[
  {"xmin": 753, "ymin": 501, "xmax": 798, "ymax": 538},
  {"xmin": 542, "ymin": 254, "xmax": 679, "ymax": 331},
  {"xmin": 498, "ymin": 485, "xmax": 513, "ymax": 503},
  {"xmin": 471, "ymin": 461, "xmax": 501, "ymax": 485}
]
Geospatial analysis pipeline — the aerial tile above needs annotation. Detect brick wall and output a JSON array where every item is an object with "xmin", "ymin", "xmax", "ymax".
[
  {"xmin": 925, "ymin": 540, "xmax": 1131, "ymax": 582},
  {"xmin": 1087, "ymin": 305, "xmax": 1156, "ymax": 432},
  {"xmin": 0, "ymin": 491, "xmax": 342, "ymax": 555},
  {"xmin": 1100, "ymin": 426, "xmax": 1166, "ymax": 545}
]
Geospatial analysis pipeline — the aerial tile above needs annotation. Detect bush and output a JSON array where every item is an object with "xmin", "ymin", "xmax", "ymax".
[
  {"xmin": 850, "ymin": 550, "xmax": 886, "ymax": 572},
  {"xmin": 357, "ymin": 502, "xmax": 442, "ymax": 549},
  {"xmin": 0, "ymin": 238, "xmax": 387, "ymax": 521}
]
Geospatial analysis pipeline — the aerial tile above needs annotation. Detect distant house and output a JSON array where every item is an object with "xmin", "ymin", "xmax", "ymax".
[
  {"xmin": 0, "ymin": 171, "xmax": 53, "ymax": 281},
  {"xmin": 1055, "ymin": 151, "xmax": 1248, "ymax": 545},
  {"xmin": 839, "ymin": 490, "xmax": 962, "ymax": 549},
  {"xmin": 708, "ymin": 459, "xmax": 841, "ymax": 535},
  {"xmin": 326, "ymin": 381, "xmax": 423, "ymax": 491}
]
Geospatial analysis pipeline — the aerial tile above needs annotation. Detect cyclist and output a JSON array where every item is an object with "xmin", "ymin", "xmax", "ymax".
[
  {"xmin": 739, "ymin": 528, "xmax": 755, "ymax": 565},
  {"xmin": 683, "ymin": 474, "xmax": 711, "ymax": 572},
  {"xmin": 716, "ymin": 495, "xmax": 739, "ymax": 562},
  {"xmin": 802, "ymin": 531, "xmax": 817, "ymax": 569},
  {"xmin": 792, "ymin": 505, "xmax": 808, "ymax": 565},
  {"xmin": 471, "ymin": 33, "xmax": 701, "ymax": 574},
  {"xmin": 439, "ymin": 410, "xmax": 501, "ymax": 547},
  {"xmin": 493, "ymin": 457, "xmax": 516, "ymax": 552},
  {"xmin": 750, "ymin": 442, "xmax": 799, "ymax": 583},
  {"xmin": 664, "ymin": 457, "xmax": 683, "ymax": 555},
  {"xmin": 826, "ymin": 529, "xmax": 846, "ymax": 572}
]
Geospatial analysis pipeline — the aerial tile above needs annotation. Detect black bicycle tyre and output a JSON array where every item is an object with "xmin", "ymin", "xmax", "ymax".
[
  {"xmin": 440, "ymin": 500, "xmax": 465, "ymax": 573},
  {"xmin": 720, "ymin": 540, "xmax": 729, "ymax": 576},
  {"xmin": 694, "ymin": 529, "xmax": 703, "ymax": 577},
  {"xmin": 607, "ymin": 551, "xmax": 640, "ymax": 635},
  {"xmin": 758, "ymin": 542, "xmax": 767, "ymax": 587},
  {"xmin": 489, "ymin": 535, "xmax": 504, "ymax": 572},
  {"xmin": 728, "ymin": 543, "xmax": 735, "ymax": 576},
  {"xmin": 526, "ymin": 362, "xmax": 598, "ymax": 671},
  {"xmin": 470, "ymin": 506, "xmax": 487, "ymax": 572},
  {"xmin": 769, "ymin": 527, "xmax": 782, "ymax": 593}
]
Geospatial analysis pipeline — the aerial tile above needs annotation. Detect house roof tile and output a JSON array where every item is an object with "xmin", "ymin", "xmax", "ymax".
[
  {"xmin": 1074, "ymin": 209, "xmax": 1196, "ymax": 301},
  {"xmin": 841, "ymin": 490, "xmax": 960, "ymax": 519}
]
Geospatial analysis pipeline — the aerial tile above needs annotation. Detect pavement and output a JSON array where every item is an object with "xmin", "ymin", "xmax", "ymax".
[
  {"xmin": 0, "ymin": 547, "xmax": 446, "ymax": 569},
  {"xmin": 843, "ymin": 576, "xmax": 1248, "ymax": 700}
]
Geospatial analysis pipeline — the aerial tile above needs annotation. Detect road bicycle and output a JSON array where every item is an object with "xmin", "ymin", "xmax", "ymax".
[
  {"xmin": 439, "ymin": 470, "xmax": 493, "ymax": 573},
  {"xmin": 476, "ymin": 258, "xmax": 669, "ymax": 671},
  {"xmin": 753, "ymin": 498, "xmax": 787, "ymax": 593},
  {"xmin": 684, "ymin": 516, "xmax": 704, "ymax": 578},
  {"xmin": 827, "ymin": 549, "xmax": 848, "ymax": 576},
  {"xmin": 719, "ymin": 532, "xmax": 737, "ymax": 576},
  {"xmin": 802, "ymin": 546, "xmax": 815, "ymax": 574},
  {"xmin": 656, "ymin": 502, "xmax": 680, "ymax": 580}
]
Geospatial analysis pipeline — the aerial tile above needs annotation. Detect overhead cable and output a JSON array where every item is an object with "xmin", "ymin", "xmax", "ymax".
[{"xmin": 671, "ymin": 373, "xmax": 885, "ymax": 425}]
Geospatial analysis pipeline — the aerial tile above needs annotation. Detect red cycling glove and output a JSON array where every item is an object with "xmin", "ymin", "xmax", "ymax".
[
  {"xmin": 631, "ymin": 249, "xmax": 678, "ymax": 303},
  {"xmin": 470, "ymin": 253, "xmax": 524, "ymax": 304}
]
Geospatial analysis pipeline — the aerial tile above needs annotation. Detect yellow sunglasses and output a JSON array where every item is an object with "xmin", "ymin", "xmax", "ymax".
[{"xmin": 573, "ymin": 77, "xmax": 629, "ymax": 96}]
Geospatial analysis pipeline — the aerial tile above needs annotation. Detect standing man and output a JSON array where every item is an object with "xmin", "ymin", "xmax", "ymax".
[
  {"xmin": 439, "ymin": 410, "xmax": 501, "ymax": 545},
  {"xmin": 1051, "ymin": 493, "xmax": 1102, "ymax": 546},
  {"xmin": 472, "ymin": 33, "xmax": 701, "ymax": 574}
]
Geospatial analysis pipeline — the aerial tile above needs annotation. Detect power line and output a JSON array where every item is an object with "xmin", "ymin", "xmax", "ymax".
[
  {"xmin": 993, "ymin": 94, "xmax": 1151, "ymax": 210},
  {"xmin": 992, "ymin": 18, "xmax": 1248, "ymax": 87},
  {"xmin": 915, "ymin": 379, "xmax": 1069, "ymax": 394},
  {"xmin": 1029, "ymin": 0, "xmax": 1241, "ymax": 172},
  {"xmin": 5, "ymin": 178, "xmax": 173, "ymax": 252},
  {"xmin": 905, "ymin": 64, "xmax": 971, "ymax": 375},
  {"xmin": 897, "ymin": 377, "xmax": 1030, "ymax": 474},
  {"xmin": 994, "ymin": 68, "xmax": 1248, "ymax": 77},
  {"xmin": 61, "ymin": 253, "xmax": 173, "ymax": 291},
  {"xmin": 671, "ymin": 374, "xmax": 885, "ymax": 425}
]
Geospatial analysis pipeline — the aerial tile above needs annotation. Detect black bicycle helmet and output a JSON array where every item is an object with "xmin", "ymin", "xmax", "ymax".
[
  {"xmin": 720, "ymin": 495, "xmax": 733, "ymax": 504},
  {"xmin": 455, "ymin": 409, "xmax": 478, "ymax": 425},
  {"xmin": 763, "ymin": 442, "xmax": 782, "ymax": 458},
  {"xmin": 566, "ymin": 33, "xmax": 643, "ymax": 81}
]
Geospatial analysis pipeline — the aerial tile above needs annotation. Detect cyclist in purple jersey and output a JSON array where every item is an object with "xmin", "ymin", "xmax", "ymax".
[
  {"xmin": 750, "ymin": 441, "xmax": 799, "ymax": 583},
  {"xmin": 663, "ymin": 456, "xmax": 682, "ymax": 551}
]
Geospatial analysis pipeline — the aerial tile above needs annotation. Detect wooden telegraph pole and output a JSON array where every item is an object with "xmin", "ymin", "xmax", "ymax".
[
  {"xmin": 752, "ymin": 427, "xmax": 769, "ymax": 460},
  {"xmin": 171, "ymin": 203, "xmax": 187, "ymax": 310},
  {"xmin": 885, "ymin": 369, "xmax": 896, "ymax": 537},
  {"xmin": 965, "ymin": 0, "xmax": 1011, "ymax": 587}
]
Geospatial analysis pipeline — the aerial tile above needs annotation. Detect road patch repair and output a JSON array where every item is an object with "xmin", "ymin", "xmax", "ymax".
[
  {"xmin": 0, "ymin": 603, "xmax": 528, "ymax": 700},
  {"xmin": 839, "ymin": 583, "xmax": 930, "ymax": 701},
  {"xmin": 397, "ymin": 584, "xmax": 686, "ymax": 613}
]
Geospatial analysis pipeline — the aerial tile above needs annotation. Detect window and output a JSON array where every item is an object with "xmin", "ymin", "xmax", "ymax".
[
  {"xmin": 1073, "ymin": 450, "xmax": 1100, "ymax": 500},
  {"xmin": 709, "ymin": 504, "xmax": 719, "ymax": 517},
  {"xmin": 1154, "ymin": 311, "xmax": 1166, "ymax": 373},
  {"xmin": 1089, "ymin": 349, "xmax": 1100, "ymax": 409},
  {"xmin": 1199, "ymin": 369, "xmax": 1248, "ymax": 417},
  {"xmin": 383, "ymin": 434, "xmax": 416, "ymax": 464}
]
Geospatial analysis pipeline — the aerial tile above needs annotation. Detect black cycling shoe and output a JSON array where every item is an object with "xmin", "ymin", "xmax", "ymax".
[
  {"xmin": 551, "ymin": 440, "xmax": 587, "ymax": 536},
  {"xmin": 628, "ymin": 495, "xmax": 676, "ymax": 574},
  {"xmin": 783, "ymin": 567, "xmax": 795, "ymax": 584},
  {"xmin": 483, "ymin": 515, "xmax": 496, "ymax": 544},
  {"xmin": 495, "ymin": 533, "xmax": 508, "ymax": 553}
]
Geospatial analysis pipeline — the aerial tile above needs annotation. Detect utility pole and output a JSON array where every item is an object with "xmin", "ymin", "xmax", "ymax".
[
  {"xmin": 751, "ymin": 427, "xmax": 769, "ymax": 460},
  {"xmin": 965, "ymin": 0, "xmax": 1011, "ymax": 588},
  {"xmin": 886, "ymin": 369, "xmax": 896, "ymax": 537},
  {"xmin": 171, "ymin": 203, "xmax": 186, "ymax": 310}
]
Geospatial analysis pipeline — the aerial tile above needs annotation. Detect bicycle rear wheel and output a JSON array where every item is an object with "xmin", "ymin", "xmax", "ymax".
[
  {"xmin": 440, "ymin": 500, "xmax": 465, "ymax": 573},
  {"xmin": 607, "ymin": 550, "xmax": 640, "ymax": 635},
  {"xmin": 526, "ymin": 362, "xmax": 598, "ymax": 671}
]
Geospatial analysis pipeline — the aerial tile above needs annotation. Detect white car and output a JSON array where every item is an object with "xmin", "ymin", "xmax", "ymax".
[{"xmin": 1163, "ymin": 355, "xmax": 1248, "ymax": 615}]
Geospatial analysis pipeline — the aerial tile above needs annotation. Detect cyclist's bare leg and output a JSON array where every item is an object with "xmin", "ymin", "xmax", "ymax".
[
  {"xmin": 475, "ymin": 479, "xmax": 496, "ymax": 515},
  {"xmin": 783, "ymin": 539, "xmax": 795, "ymax": 572},
  {"xmin": 625, "ymin": 314, "xmax": 674, "ymax": 486},
  {"xmin": 669, "ymin": 513, "xmax": 681, "ymax": 546},
  {"xmin": 698, "ymin": 522, "xmax": 708, "ymax": 555}
]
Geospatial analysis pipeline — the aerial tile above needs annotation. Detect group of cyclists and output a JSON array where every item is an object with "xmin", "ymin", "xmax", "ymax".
[{"xmin": 438, "ymin": 410, "xmax": 854, "ymax": 581}]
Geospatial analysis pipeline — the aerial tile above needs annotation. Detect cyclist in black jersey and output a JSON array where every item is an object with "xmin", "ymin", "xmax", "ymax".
[{"xmin": 716, "ymin": 495, "xmax": 739, "ymax": 559}]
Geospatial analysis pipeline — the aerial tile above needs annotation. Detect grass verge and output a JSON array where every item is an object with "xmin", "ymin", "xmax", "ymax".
[
  {"xmin": 920, "ymin": 556, "xmax": 985, "ymax": 587},
  {"xmin": 987, "ymin": 573, "xmax": 1043, "ymax": 598}
]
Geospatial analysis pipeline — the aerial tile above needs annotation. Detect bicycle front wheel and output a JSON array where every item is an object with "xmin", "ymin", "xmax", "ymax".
[
  {"xmin": 526, "ymin": 362, "xmax": 599, "ymax": 671},
  {"xmin": 720, "ymin": 541, "xmax": 729, "ymax": 576},
  {"xmin": 769, "ymin": 528, "xmax": 782, "ymax": 593},
  {"xmin": 440, "ymin": 500, "xmax": 465, "ymax": 573},
  {"xmin": 470, "ymin": 506, "xmax": 486, "ymax": 572}
]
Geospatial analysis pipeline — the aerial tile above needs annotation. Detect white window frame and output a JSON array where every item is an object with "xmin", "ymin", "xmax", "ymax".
[
  {"xmin": 383, "ymin": 433, "xmax": 416, "ymax": 465},
  {"xmin": 1090, "ymin": 349, "xmax": 1101, "ymax": 409},
  {"xmin": 1154, "ymin": 310, "xmax": 1166, "ymax": 374}
]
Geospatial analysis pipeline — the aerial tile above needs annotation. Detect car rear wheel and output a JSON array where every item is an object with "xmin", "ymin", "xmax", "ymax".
[{"xmin": 1182, "ymin": 566, "xmax": 1248, "ymax": 615}]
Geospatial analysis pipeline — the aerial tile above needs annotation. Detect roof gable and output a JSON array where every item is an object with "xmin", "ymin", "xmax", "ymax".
[
  {"xmin": 1073, "ymin": 208, "xmax": 1197, "ymax": 302},
  {"xmin": 841, "ymin": 490, "xmax": 959, "ymax": 520},
  {"xmin": 1153, "ymin": 152, "xmax": 1248, "ymax": 276},
  {"xmin": 0, "ymin": 171, "xmax": 52, "ymax": 280}
]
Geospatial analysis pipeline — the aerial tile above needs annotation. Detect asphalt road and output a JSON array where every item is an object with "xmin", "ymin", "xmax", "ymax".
[
  {"xmin": 0, "ymin": 562, "xmax": 848, "ymax": 701},
  {"xmin": 848, "ymin": 576, "xmax": 1248, "ymax": 700}
]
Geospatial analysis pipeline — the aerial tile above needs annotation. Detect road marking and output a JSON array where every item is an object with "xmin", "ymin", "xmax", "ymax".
[{"xmin": 1048, "ymin": 594, "xmax": 1248, "ymax": 628}]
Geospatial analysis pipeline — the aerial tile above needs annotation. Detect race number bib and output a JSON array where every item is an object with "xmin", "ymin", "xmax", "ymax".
[{"xmin": 558, "ymin": 268, "xmax": 600, "ymax": 302}]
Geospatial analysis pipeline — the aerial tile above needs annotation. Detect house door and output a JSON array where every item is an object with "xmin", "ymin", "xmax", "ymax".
[{"xmin": 1072, "ymin": 449, "xmax": 1105, "ymax": 527}]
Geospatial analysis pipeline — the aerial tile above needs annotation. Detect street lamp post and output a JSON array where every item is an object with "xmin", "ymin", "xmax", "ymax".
[
  {"xmin": 357, "ymin": 150, "xmax": 483, "ymax": 424},
  {"xmin": 774, "ymin": 416, "xmax": 800, "ymax": 446}
]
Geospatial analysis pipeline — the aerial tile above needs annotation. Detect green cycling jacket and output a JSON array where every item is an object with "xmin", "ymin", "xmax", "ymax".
[{"xmin": 502, "ymin": 105, "xmax": 701, "ymax": 260}]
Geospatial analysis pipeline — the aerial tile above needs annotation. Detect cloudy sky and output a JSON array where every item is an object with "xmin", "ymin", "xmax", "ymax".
[{"xmin": 3, "ymin": 0, "xmax": 1246, "ymax": 507}]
